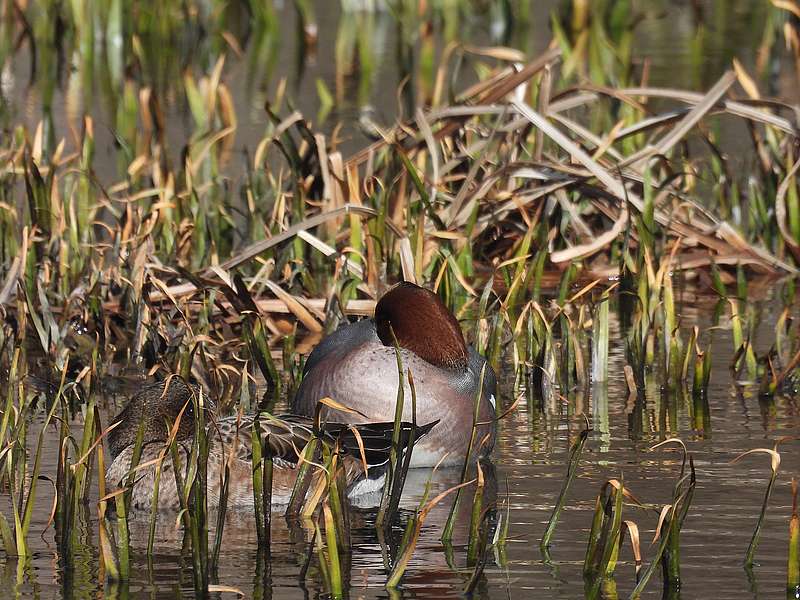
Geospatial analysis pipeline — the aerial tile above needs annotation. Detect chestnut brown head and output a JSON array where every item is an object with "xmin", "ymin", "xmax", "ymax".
[{"xmin": 374, "ymin": 282, "xmax": 468, "ymax": 370}]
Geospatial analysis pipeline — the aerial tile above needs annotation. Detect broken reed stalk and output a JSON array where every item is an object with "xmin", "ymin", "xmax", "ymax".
[{"xmin": 541, "ymin": 418, "xmax": 590, "ymax": 552}]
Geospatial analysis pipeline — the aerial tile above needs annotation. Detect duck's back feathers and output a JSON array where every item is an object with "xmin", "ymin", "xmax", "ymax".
[{"xmin": 301, "ymin": 319, "xmax": 376, "ymax": 377}]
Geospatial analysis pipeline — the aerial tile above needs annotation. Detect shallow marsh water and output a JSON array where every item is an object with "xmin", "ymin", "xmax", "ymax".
[
  {"xmin": 2, "ymin": 1, "xmax": 800, "ymax": 599},
  {"xmin": 3, "ymin": 290, "xmax": 800, "ymax": 599}
]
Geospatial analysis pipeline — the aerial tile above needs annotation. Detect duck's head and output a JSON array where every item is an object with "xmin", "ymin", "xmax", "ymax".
[
  {"xmin": 106, "ymin": 378, "xmax": 204, "ymax": 460},
  {"xmin": 375, "ymin": 282, "xmax": 468, "ymax": 370}
]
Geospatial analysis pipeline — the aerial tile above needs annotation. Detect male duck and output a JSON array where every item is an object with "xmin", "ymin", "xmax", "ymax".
[
  {"xmin": 292, "ymin": 282, "xmax": 497, "ymax": 467},
  {"xmin": 105, "ymin": 378, "xmax": 434, "ymax": 511}
]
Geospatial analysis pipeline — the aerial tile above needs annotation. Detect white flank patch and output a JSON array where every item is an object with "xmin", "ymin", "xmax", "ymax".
[
  {"xmin": 409, "ymin": 445, "xmax": 455, "ymax": 468},
  {"xmin": 347, "ymin": 473, "xmax": 386, "ymax": 498},
  {"xmin": 488, "ymin": 394, "xmax": 496, "ymax": 409}
]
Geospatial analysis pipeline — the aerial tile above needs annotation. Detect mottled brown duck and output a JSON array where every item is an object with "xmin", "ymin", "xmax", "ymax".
[{"xmin": 105, "ymin": 378, "xmax": 435, "ymax": 511}]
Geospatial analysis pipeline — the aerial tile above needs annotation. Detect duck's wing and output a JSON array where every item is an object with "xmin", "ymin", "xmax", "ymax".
[
  {"xmin": 210, "ymin": 413, "xmax": 311, "ymax": 467},
  {"xmin": 320, "ymin": 420, "xmax": 439, "ymax": 470},
  {"xmin": 212, "ymin": 413, "xmax": 438, "ymax": 471}
]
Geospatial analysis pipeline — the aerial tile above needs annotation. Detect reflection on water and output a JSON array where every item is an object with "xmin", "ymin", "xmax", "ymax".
[{"xmin": 1, "ymin": 1, "xmax": 796, "ymax": 187}]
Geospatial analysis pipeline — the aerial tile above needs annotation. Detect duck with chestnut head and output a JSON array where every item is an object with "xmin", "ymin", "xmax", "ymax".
[
  {"xmin": 292, "ymin": 282, "xmax": 497, "ymax": 467},
  {"xmin": 105, "ymin": 378, "xmax": 435, "ymax": 512}
]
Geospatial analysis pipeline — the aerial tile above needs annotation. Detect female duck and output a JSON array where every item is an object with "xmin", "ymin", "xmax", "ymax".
[
  {"xmin": 105, "ymin": 378, "xmax": 433, "ymax": 511},
  {"xmin": 292, "ymin": 282, "xmax": 497, "ymax": 467}
]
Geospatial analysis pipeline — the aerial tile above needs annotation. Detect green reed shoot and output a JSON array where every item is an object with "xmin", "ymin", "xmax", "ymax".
[
  {"xmin": 386, "ymin": 466, "xmax": 476, "ymax": 589},
  {"xmin": 189, "ymin": 387, "xmax": 210, "ymax": 594},
  {"xmin": 71, "ymin": 396, "xmax": 97, "ymax": 514},
  {"xmin": 285, "ymin": 435, "xmax": 319, "ymax": 518},
  {"xmin": 467, "ymin": 460, "xmax": 486, "ymax": 565},
  {"xmin": 98, "ymin": 512, "xmax": 120, "ymax": 581},
  {"xmin": 160, "ymin": 391, "xmax": 209, "ymax": 594},
  {"xmin": 312, "ymin": 521, "xmax": 333, "ymax": 598},
  {"xmin": 541, "ymin": 419, "xmax": 590, "ymax": 552},
  {"xmin": 9, "ymin": 366, "xmax": 65, "ymax": 559},
  {"xmin": 321, "ymin": 502, "xmax": 344, "ymax": 599},
  {"xmin": 0, "ymin": 512, "xmax": 14, "ymax": 555},
  {"xmin": 788, "ymin": 479, "xmax": 799, "ymax": 599},
  {"xmin": 385, "ymin": 369, "xmax": 421, "ymax": 525},
  {"xmin": 243, "ymin": 312, "xmax": 280, "ymax": 395},
  {"xmin": 682, "ymin": 326, "xmax": 698, "ymax": 383},
  {"xmin": 733, "ymin": 445, "xmax": 781, "ymax": 569},
  {"xmin": 319, "ymin": 439, "xmax": 350, "ymax": 552},
  {"xmin": 582, "ymin": 479, "xmax": 643, "ymax": 598},
  {"xmin": 376, "ymin": 330, "xmax": 407, "ymax": 530},
  {"xmin": 96, "ymin": 438, "xmax": 119, "ymax": 581},
  {"xmin": 583, "ymin": 479, "xmax": 624, "ymax": 589},
  {"xmin": 146, "ymin": 459, "xmax": 165, "ymax": 556},
  {"xmin": 730, "ymin": 299, "xmax": 758, "ymax": 378},
  {"xmin": 649, "ymin": 439, "xmax": 696, "ymax": 589},
  {"xmin": 692, "ymin": 341, "xmax": 712, "ymax": 398},
  {"xmin": 464, "ymin": 506, "xmax": 493, "ymax": 595},
  {"xmin": 629, "ymin": 500, "xmax": 684, "ymax": 599},
  {"xmin": 111, "ymin": 416, "xmax": 146, "ymax": 580},
  {"xmin": 211, "ymin": 435, "xmax": 233, "ymax": 572},
  {"xmin": 441, "ymin": 363, "xmax": 486, "ymax": 543},
  {"xmin": 0, "ymin": 347, "xmax": 19, "ymax": 467},
  {"xmin": 250, "ymin": 419, "xmax": 273, "ymax": 546}
]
